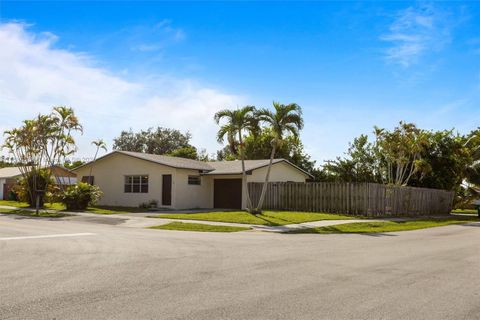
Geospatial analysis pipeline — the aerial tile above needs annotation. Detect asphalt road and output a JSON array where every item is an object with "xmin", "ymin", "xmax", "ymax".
[{"xmin": 1, "ymin": 214, "xmax": 480, "ymax": 320}]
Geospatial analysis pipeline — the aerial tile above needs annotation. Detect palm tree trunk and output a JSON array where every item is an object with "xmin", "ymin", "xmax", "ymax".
[
  {"xmin": 255, "ymin": 143, "xmax": 276, "ymax": 213},
  {"xmin": 88, "ymin": 147, "xmax": 99, "ymax": 184},
  {"xmin": 238, "ymin": 134, "xmax": 253, "ymax": 211}
]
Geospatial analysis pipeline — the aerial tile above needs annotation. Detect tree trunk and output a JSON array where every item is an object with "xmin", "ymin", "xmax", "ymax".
[
  {"xmin": 238, "ymin": 134, "xmax": 253, "ymax": 211},
  {"xmin": 255, "ymin": 143, "xmax": 277, "ymax": 213},
  {"xmin": 87, "ymin": 148, "xmax": 99, "ymax": 185},
  {"xmin": 35, "ymin": 194, "xmax": 40, "ymax": 216}
]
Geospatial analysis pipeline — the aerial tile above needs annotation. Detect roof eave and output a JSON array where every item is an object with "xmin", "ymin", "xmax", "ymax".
[{"xmin": 72, "ymin": 151, "xmax": 214, "ymax": 172}]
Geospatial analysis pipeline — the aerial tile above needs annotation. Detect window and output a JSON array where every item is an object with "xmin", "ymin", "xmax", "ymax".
[
  {"xmin": 81, "ymin": 176, "xmax": 94, "ymax": 185},
  {"xmin": 124, "ymin": 175, "xmax": 149, "ymax": 193},
  {"xmin": 188, "ymin": 175, "xmax": 201, "ymax": 185}
]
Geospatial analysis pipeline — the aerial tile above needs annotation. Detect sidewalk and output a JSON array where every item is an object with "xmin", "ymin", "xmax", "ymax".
[{"xmin": 0, "ymin": 205, "xmax": 384, "ymax": 233}]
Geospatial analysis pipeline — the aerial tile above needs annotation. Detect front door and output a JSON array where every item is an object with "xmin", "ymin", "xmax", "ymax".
[
  {"xmin": 162, "ymin": 174, "xmax": 172, "ymax": 206},
  {"xmin": 3, "ymin": 183, "xmax": 13, "ymax": 200}
]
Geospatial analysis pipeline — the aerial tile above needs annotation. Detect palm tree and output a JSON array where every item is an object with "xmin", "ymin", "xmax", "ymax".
[
  {"xmin": 254, "ymin": 102, "xmax": 304, "ymax": 213},
  {"xmin": 458, "ymin": 130, "xmax": 480, "ymax": 207},
  {"xmin": 88, "ymin": 139, "xmax": 108, "ymax": 184},
  {"xmin": 214, "ymin": 106, "xmax": 258, "ymax": 211},
  {"xmin": 49, "ymin": 106, "xmax": 83, "ymax": 189}
]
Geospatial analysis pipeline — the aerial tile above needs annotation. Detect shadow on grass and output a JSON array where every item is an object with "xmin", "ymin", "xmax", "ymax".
[
  {"xmin": 0, "ymin": 209, "xmax": 71, "ymax": 220},
  {"xmin": 286, "ymin": 223, "xmax": 398, "ymax": 236},
  {"xmin": 285, "ymin": 217, "xmax": 480, "ymax": 236},
  {"xmin": 251, "ymin": 211, "xmax": 342, "ymax": 226},
  {"xmin": 285, "ymin": 226, "xmax": 398, "ymax": 237},
  {"xmin": 250, "ymin": 213, "xmax": 285, "ymax": 226},
  {"xmin": 260, "ymin": 213, "xmax": 299, "ymax": 225}
]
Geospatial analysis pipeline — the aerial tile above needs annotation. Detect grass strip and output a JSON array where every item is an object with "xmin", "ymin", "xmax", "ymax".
[
  {"xmin": 289, "ymin": 217, "xmax": 478, "ymax": 234},
  {"xmin": 452, "ymin": 209, "xmax": 477, "ymax": 215},
  {"xmin": 149, "ymin": 210, "xmax": 354, "ymax": 226},
  {"xmin": 0, "ymin": 208, "xmax": 69, "ymax": 218},
  {"xmin": 150, "ymin": 222, "xmax": 250, "ymax": 232}
]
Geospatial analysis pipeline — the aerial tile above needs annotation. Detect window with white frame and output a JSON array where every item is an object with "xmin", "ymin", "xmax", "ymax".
[
  {"xmin": 124, "ymin": 175, "xmax": 149, "ymax": 193},
  {"xmin": 188, "ymin": 175, "xmax": 201, "ymax": 185}
]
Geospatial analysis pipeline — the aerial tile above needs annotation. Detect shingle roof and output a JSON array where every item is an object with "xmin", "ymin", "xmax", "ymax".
[
  {"xmin": 0, "ymin": 167, "xmax": 22, "ymax": 179},
  {"xmin": 116, "ymin": 151, "xmax": 214, "ymax": 171},
  {"xmin": 74, "ymin": 151, "xmax": 311, "ymax": 177},
  {"xmin": 204, "ymin": 159, "xmax": 284, "ymax": 175}
]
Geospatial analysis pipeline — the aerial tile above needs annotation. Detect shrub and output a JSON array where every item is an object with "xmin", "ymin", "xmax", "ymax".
[
  {"xmin": 7, "ymin": 190, "xmax": 18, "ymax": 201},
  {"xmin": 45, "ymin": 184, "xmax": 62, "ymax": 204},
  {"xmin": 139, "ymin": 200, "xmax": 158, "ymax": 209},
  {"xmin": 139, "ymin": 202, "xmax": 149, "ymax": 209},
  {"xmin": 15, "ymin": 169, "xmax": 53, "ymax": 207},
  {"xmin": 61, "ymin": 182, "xmax": 103, "ymax": 210}
]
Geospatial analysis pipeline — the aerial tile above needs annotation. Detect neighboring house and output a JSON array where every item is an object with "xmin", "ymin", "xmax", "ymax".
[
  {"xmin": 73, "ymin": 150, "xmax": 312, "ymax": 209},
  {"xmin": 0, "ymin": 166, "xmax": 77, "ymax": 200}
]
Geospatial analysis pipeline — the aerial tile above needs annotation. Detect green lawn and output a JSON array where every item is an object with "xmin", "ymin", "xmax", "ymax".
[
  {"xmin": 0, "ymin": 208, "xmax": 69, "ymax": 218},
  {"xmin": 289, "ymin": 217, "xmax": 478, "ymax": 234},
  {"xmin": 0, "ymin": 200, "xmax": 144, "ymax": 214},
  {"xmin": 0, "ymin": 200, "xmax": 30, "ymax": 208},
  {"xmin": 452, "ymin": 208, "xmax": 478, "ymax": 215},
  {"xmin": 150, "ymin": 222, "xmax": 250, "ymax": 232},
  {"xmin": 149, "ymin": 210, "xmax": 355, "ymax": 226}
]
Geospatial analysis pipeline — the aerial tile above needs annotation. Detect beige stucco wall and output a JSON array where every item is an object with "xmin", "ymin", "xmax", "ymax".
[
  {"xmin": 174, "ymin": 169, "xmax": 213, "ymax": 209},
  {"xmin": 75, "ymin": 154, "xmax": 308, "ymax": 209},
  {"xmin": 75, "ymin": 153, "xmax": 210, "ymax": 209},
  {"xmin": 75, "ymin": 153, "xmax": 174, "ymax": 207},
  {"xmin": 247, "ymin": 161, "xmax": 308, "ymax": 183}
]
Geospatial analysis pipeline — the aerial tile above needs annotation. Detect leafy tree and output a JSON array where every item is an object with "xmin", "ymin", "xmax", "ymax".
[
  {"xmin": 322, "ymin": 134, "xmax": 382, "ymax": 183},
  {"xmin": 241, "ymin": 127, "xmax": 315, "ymax": 173},
  {"xmin": 374, "ymin": 122, "xmax": 431, "ymax": 186},
  {"xmin": 63, "ymin": 160, "xmax": 85, "ymax": 170},
  {"xmin": 113, "ymin": 127, "xmax": 197, "ymax": 158},
  {"xmin": 408, "ymin": 130, "xmax": 470, "ymax": 190},
  {"xmin": 0, "ymin": 155, "xmax": 16, "ymax": 168},
  {"xmin": 3, "ymin": 106, "xmax": 82, "ymax": 212},
  {"xmin": 214, "ymin": 106, "xmax": 259, "ymax": 211},
  {"xmin": 168, "ymin": 146, "xmax": 198, "ymax": 160},
  {"xmin": 216, "ymin": 145, "xmax": 238, "ymax": 161},
  {"xmin": 455, "ymin": 128, "xmax": 480, "ymax": 207},
  {"xmin": 254, "ymin": 102, "xmax": 304, "ymax": 212}
]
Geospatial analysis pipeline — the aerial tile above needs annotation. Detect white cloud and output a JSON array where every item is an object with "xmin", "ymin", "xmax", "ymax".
[
  {"xmin": 0, "ymin": 22, "xmax": 243, "ymax": 160},
  {"xmin": 156, "ymin": 19, "xmax": 186, "ymax": 41},
  {"xmin": 130, "ymin": 19, "xmax": 185, "ymax": 52},
  {"xmin": 381, "ymin": 4, "xmax": 451, "ymax": 67}
]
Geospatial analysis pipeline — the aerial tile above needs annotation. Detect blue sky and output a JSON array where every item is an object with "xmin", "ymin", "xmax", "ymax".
[{"xmin": 0, "ymin": 1, "xmax": 479, "ymax": 165}]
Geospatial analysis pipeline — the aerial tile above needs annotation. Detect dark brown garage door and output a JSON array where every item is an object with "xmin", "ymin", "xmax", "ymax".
[{"xmin": 214, "ymin": 179, "xmax": 242, "ymax": 209}]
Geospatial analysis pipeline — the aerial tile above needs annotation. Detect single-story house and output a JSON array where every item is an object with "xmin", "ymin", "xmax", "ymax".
[
  {"xmin": 0, "ymin": 166, "xmax": 77, "ymax": 200},
  {"xmin": 73, "ymin": 150, "xmax": 312, "ymax": 209}
]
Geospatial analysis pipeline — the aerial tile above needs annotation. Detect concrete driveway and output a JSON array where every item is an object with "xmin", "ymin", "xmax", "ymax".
[{"xmin": 1, "ymin": 214, "xmax": 480, "ymax": 320}]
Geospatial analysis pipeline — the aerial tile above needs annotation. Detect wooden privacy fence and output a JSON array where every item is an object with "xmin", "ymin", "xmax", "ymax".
[{"xmin": 248, "ymin": 182, "xmax": 455, "ymax": 217}]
